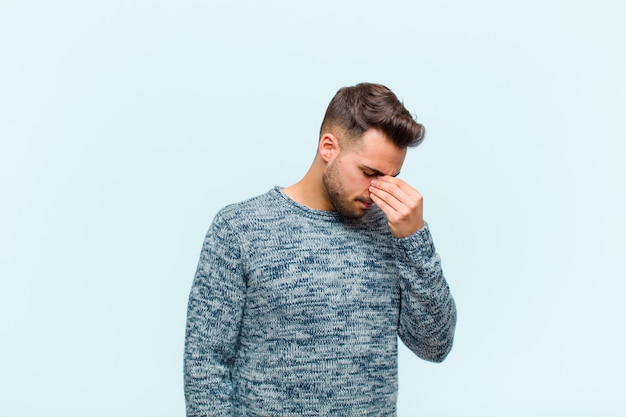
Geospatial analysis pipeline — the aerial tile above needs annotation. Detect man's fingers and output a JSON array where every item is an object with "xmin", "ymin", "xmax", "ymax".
[
  {"xmin": 369, "ymin": 176, "xmax": 413, "ymax": 211},
  {"xmin": 369, "ymin": 175, "xmax": 425, "ymax": 238},
  {"xmin": 369, "ymin": 183, "xmax": 402, "ymax": 213},
  {"xmin": 369, "ymin": 190, "xmax": 394, "ymax": 214}
]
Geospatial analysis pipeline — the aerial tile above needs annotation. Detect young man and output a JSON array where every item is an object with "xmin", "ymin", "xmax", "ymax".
[{"xmin": 184, "ymin": 83, "xmax": 457, "ymax": 416}]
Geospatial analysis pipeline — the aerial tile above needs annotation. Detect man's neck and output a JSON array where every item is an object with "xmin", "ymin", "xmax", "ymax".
[{"xmin": 282, "ymin": 163, "xmax": 332, "ymax": 212}]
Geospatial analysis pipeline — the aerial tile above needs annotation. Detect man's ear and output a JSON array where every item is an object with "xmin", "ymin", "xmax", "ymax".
[{"xmin": 318, "ymin": 133, "xmax": 339, "ymax": 163}]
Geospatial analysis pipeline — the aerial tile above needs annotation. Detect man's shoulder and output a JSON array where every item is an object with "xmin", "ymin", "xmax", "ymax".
[{"xmin": 215, "ymin": 187, "xmax": 281, "ymax": 223}]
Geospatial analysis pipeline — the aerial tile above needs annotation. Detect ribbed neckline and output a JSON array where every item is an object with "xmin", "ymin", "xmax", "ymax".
[{"xmin": 271, "ymin": 186, "xmax": 384, "ymax": 224}]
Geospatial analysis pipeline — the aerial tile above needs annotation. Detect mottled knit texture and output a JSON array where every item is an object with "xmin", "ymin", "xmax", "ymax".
[{"xmin": 184, "ymin": 187, "xmax": 456, "ymax": 416}]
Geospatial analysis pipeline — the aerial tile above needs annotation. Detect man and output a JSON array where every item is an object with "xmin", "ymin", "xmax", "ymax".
[{"xmin": 184, "ymin": 83, "xmax": 456, "ymax": 416}]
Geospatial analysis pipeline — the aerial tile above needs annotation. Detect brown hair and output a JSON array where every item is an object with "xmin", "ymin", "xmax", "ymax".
[{"xmin": 320, "ymin": 82, "xmax": 425, "ymax": 148}]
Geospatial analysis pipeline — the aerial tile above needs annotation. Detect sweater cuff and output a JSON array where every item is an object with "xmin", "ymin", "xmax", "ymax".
[{"xmin": 393, "ymin": 222, "xmax": 436, "ymax": 259}]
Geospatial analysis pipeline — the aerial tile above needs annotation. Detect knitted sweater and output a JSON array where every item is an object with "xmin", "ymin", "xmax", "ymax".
[{"xmin": 184, "ymin": 187, "xmax": 456, "ymax": 416}]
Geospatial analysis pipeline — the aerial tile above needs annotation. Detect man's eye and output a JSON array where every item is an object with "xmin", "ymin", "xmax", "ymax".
[{"xmin": 364, "ymin": 172, "xmax": 376, "ymax": 177}]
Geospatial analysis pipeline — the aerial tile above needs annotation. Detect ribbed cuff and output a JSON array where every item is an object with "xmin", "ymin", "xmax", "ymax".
[{"xmin": 393, "ymin": 222, "xmax": 435, "ymax": 259}]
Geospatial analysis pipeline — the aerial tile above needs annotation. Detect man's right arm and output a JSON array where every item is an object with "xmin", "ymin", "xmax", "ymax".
[{"xmin": 184, "ymin": 213, "xmax": 246, "ymax": 416}]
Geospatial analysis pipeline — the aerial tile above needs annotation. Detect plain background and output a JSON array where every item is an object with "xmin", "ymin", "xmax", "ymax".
[{"xmin": 1, "ymin": 0, "xmax": 625, "ymax": 415}]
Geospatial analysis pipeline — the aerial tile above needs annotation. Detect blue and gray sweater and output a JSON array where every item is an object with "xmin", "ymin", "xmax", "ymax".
[{"xmin": 184, "ymin": 187, "xmax": 456, "ymax": 416}]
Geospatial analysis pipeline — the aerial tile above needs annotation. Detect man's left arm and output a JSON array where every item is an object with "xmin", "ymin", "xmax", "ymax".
[{"xmin": 370, "ymin": 176, "xmax": 457, "ymax": 362}]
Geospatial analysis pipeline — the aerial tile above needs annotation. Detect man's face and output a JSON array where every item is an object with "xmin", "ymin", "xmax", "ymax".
[{"xmin": 322, "ymin": 128, "xmax": 407, "ymax": 218}]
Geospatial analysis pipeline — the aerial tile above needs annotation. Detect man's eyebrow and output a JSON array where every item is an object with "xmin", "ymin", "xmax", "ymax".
[{"xmin": 363, "ymin": 165, "xmax": 401, "ymax": 177}]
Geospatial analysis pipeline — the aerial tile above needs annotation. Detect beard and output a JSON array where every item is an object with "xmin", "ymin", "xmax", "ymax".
[{"xmin": 322, "ymin": 157, "xmax": 368, "ymax": 219}]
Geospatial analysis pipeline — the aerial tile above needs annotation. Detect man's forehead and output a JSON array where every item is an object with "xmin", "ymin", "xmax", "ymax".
[{"xmin": 354, "ymin": 148, "xmax": 406, "ymax": 177}]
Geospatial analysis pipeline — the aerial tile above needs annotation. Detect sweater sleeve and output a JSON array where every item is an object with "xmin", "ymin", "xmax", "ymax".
[
  {"xmin": 184, "ymin": 213, "xmax": 246, "ymax": 416},
  {"xmin": 394, "ymin": 223, "xmax": 456, "ymax": 363}
]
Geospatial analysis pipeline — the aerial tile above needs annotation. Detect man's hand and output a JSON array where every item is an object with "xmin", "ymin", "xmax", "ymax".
[{"xmin": 369, "ymin": 176, "xmax": 424, "ymax": 238}]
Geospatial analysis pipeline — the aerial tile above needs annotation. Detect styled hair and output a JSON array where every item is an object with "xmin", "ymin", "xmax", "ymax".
[{"xmin": 320, "ymin": 82, "xmax": 425, "ymax": 148}]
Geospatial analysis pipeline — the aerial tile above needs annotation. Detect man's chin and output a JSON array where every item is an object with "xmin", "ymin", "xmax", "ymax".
[{"xmin": 336, "ymin": 202, "xmax": 370, "ymax": 219}]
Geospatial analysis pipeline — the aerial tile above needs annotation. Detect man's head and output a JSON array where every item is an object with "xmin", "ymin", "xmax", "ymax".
[
  {"xmin": 320, "ymin": 82, "xmax": 425, "ymax": 149},
  {"xmin": 315, "ymin": 83, "xmax": 425, "ymax": 219},
  {"xmin": 320, "ymin": 128, "xmax": 407, "ymax": 218}
]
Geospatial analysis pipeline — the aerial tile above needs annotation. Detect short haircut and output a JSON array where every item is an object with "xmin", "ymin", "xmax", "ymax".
[{"xmin": 320, "ymin": 83, "xmax": 425, "ymax": 148}]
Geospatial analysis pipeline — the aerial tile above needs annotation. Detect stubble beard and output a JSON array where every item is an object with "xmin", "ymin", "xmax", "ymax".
[{"xmin": 322, "ymin": 158, "xmax": 366, "ymax": 219}]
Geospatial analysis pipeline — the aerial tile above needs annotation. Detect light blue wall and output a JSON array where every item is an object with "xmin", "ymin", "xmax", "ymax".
[{"xmin": 1, "ymin": 1, "xmax": 624, "ymax": 415}]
